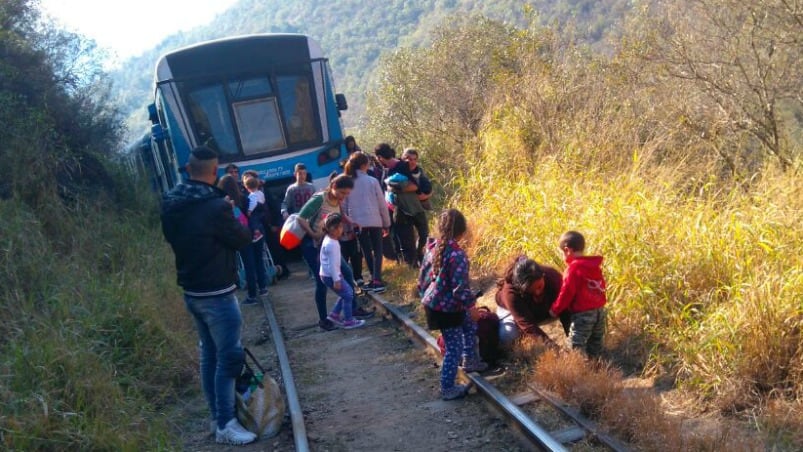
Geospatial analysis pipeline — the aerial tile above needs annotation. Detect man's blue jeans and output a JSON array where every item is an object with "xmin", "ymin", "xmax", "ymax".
[
  {"xmin": 241, "ymin": 237, "xmax": 267, "ymax": 298},
  {"xmin": 184, "ymin": 292, "xmax": 245, "ymax": 429}
]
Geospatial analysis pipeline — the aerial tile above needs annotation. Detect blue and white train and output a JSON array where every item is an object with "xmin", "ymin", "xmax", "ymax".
[{"xmin": 131, "ymin": 33, "xmax": 348, "ymax": 197}]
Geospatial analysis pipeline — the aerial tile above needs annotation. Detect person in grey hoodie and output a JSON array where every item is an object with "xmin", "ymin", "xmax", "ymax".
[{"xmin": 343, "ymin": 151, "xmax": 391, "ymax": 293}]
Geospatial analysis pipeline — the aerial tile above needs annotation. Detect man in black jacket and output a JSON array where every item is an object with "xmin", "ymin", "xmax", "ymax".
[{"xmin": 160, "ymin": 146, "xmax": 256, "ymax": 445}]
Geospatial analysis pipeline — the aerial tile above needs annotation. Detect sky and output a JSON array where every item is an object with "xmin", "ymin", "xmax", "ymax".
[{"xmin": 39, "ymin": 0, "xmax": 240, "ymax": 65}]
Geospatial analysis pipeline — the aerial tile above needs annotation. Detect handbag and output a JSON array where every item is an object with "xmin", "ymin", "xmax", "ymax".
[
  {"xmin": 279, "ymin": 213, "xmax": 306, "ymax": 250},
  {"xmin": 235, "ymin": 348, "xmax": 285, "ymax": 438}
]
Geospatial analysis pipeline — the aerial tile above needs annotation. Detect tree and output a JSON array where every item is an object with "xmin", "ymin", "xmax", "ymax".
[
  {"xmin": 0, "ymin": 0, "xmax": 122, "ymax": 203},
  {"xmin": 364, "ymin": 15, "xmax": 522, "ymax": 179},
  {"xmin": 650, "ymin": 0, "xmax": 803, "ymax": 171}
]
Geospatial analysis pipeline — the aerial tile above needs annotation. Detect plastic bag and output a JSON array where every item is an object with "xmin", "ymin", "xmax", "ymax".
[
  {"xmin": 235, "ymin": 348, "xmax": 285, "ymax": 438},
  {"xmin": 235, "ymin": 373, "xmax": 285, "ymax": 438}
]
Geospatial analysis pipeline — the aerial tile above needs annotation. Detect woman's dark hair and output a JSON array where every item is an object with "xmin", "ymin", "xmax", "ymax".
[
  {"xmin": 328, "ymin": 174, "xmax": 354, "ymax": 190},
  {"xmin": 345, "ymin": 135, "xmax": 358, "ymax": 150},
  {"xmin": 217, "ymin": 174, "xmax": 243, "ymax": 206},
  {"xmin": 323, "ymin": 212, "xmax": 343, "ymax": 232},
  {"xmin": 497, "ymin": 256, "xmax": 545, "ymax": 293},
  {"xmin": 433, "ymin": 209, "xmax": 467, "ymax": 275},
  {"xmin": 344, "ymin": 152, "xmax": 369, "ymax": 178}
]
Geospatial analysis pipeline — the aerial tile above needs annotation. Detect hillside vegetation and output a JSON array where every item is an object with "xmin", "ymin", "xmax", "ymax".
[
  {"xmin": 363, "ymin": 2, "xmax": 803, "ymax": 447},
  {"xmin": 109, "ymin": 0, "xmax": 633, "ymax": 139},
  {"xmin": 2, "ymin": 0, "xmax": 802, "ymax": 449},
  {"xmin": 1, "ymin": 1, "xmax": 194, "ymax": 448}
]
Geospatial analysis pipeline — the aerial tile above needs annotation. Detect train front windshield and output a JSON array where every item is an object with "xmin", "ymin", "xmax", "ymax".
[{"xmin": 184, "ymin": 73, "xmax": 320, "ymax": 159}]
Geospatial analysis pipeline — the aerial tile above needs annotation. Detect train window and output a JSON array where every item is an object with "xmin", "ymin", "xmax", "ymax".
[
  {"xmin": 277, "ymin": 76, "xmax": 319, "ymax": 144},
  {"xmin": 187, "ymin": 85, "xmax": 238, "ymax": 156},
  {"xmin": 228, "ymin": 78, "xmax": 272, "ymax": 101},
  {"xmin": 232, "ymin": 97, "xmax": 286, "ymax": 155}
]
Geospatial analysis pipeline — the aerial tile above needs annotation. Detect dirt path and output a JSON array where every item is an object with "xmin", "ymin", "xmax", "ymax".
[{"xmin": 180, "ymin": 263, "xmax": 525, "ymax": 451}]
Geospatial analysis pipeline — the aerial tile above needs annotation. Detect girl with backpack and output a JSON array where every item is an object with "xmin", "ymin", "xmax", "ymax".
[{"xmin": 418, "ymin": 209, "xmax": 487, "ymax": 400}]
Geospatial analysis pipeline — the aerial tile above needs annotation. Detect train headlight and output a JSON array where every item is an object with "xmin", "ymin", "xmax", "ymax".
[
  {"xmin": 328, "ymin": 147, "xmax": 340, "ymax": 159},
  {"xmin": 317, "ymin": 146, "xmax": 341, "ymax": 165}
]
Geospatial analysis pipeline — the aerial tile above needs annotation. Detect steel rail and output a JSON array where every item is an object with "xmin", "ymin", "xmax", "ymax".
[
  {"xmin": 527, "ymin": 385, "xmax": 630, "ymax": 452},
  {"xmin": 367, "ymin": 292, "xmax": 568, "ymax": 452},
  {"xmin": 262, "ymin": 294, "xmax": 310, "ymax": 452}
]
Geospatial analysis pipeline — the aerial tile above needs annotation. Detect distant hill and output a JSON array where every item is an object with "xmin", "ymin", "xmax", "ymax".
[{"xmin": 110, "ymin": 0, "xmax": 632, "ymax": 144}]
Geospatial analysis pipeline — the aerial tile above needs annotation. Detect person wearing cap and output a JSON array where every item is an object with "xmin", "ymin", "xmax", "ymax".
[
  {"xmin": 281, "ymin": 163, "xmax": 316, "ymax": 220},
  {"xmin": 160, "ymin": 146, "xmax": 256, "ymax": 445}
]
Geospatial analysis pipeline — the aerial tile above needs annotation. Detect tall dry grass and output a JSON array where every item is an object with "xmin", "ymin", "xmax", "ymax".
[
  {"xmin": 535, "ymin": 350, "xmax": 764, "ymax": 451},
  {"xmin": 443, "ymin": 118, "xmax": 803, "ymax": 443}
]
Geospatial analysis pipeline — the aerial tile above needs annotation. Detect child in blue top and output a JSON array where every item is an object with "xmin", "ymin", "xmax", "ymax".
[
  {"xmin": 417, "ymin": 209, "xmax": 487, "ymax": 400},
  {"xmin": 320, "ymin": 213, "xmax": 365, "ymax": 330}
]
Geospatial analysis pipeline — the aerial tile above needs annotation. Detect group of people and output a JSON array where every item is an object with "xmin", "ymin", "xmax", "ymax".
[
  {"xmin": 160, "ymin": 140, "xmax": 609, "ymax": 443},
  {"xmin": 418, "ymin": 211, "xmax": 608, "ymax": 400},
  {"xmin": 288, "ymin": 139, "xmax": 434, "ymax": 331}
]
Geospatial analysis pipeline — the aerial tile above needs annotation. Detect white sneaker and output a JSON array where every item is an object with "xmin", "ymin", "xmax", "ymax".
[{"xmin": 215, "ymin": 418, "xmax": 257, "ymax": 445}]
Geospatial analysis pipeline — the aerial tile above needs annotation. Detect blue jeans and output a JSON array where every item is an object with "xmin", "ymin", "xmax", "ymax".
[
  {"xmin": 241, "ymin": 238, "xmax": 267, "ymax": 298},
  {"xmin": 322, "ymin": 276, "xmax": 355, "ymax": 320},
  {"xmin": 184, "ymin": 292, "xmax": 245, "ymax": 429},
  {"xmin": 301, "ymin": 237, "xmax": 359, "ymax": 321}
]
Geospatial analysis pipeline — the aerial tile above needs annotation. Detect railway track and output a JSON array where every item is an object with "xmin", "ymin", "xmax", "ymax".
[
  {"xmin": 251, "ymin": 275, "xmax": 631, "ymax": 451},
  {"xmin": 365, "ymin": 292, "xmax": 631, "ymax": 452}
]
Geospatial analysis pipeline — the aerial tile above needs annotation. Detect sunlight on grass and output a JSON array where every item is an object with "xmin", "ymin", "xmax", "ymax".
[{"xmin": 445, "ymin": 121, "xmax": 803, "ymax": 444}]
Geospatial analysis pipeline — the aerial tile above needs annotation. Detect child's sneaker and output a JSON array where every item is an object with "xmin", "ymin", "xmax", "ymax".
[
  {"xmin": 258, "ymin": 287, "xmax": 269, "ymax": 296},
  {"xmin": 441, "ymin": 384, "xmax": 470, "ymax": 401},
  {"xmin": 215, "ymin": 418, "xmax": 257, "ymax": 445},
  {"xmin": 461, "ymin": 357, "xmax": 488, "ymax": 373},
  {"xmin": 355, "ymin": 278, "xmax": 365, "ymax": 287},
  {"xmin": 242, "ymin": 297, "xmax": 260, "ymax": 305},
  {"xmin": 341, "ymin": 318, "xmax": 365, "ymax": 329},
  {"xmin": 326, "ymin": 312, "xmax": 344, "ymax": 327}
]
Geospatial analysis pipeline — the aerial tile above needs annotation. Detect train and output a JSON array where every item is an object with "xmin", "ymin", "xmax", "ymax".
[{"xmin": 128, "ymin": 33, "xmax": 349, "ymax": 198}]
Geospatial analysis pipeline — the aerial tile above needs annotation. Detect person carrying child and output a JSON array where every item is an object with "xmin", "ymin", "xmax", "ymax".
[
  {"xmin": 549, "ymin": 231, "xmax": 608, "ymax": 357},
  {"xmin": 239, "ymin": 174, "xmax": 269, "ymax": 303},
  {"xmin": 319, "ymin": 213, "xmax": 366, "ymax": 330},
  {"xmin": 418, "ymin": 209, "xmax": 488, "ymax": 401}
]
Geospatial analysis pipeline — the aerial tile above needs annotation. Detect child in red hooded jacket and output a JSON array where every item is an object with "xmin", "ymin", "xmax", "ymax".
[{"xmin": 549, "ymin": 231, "xmax": 607, "ymax": 357}]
